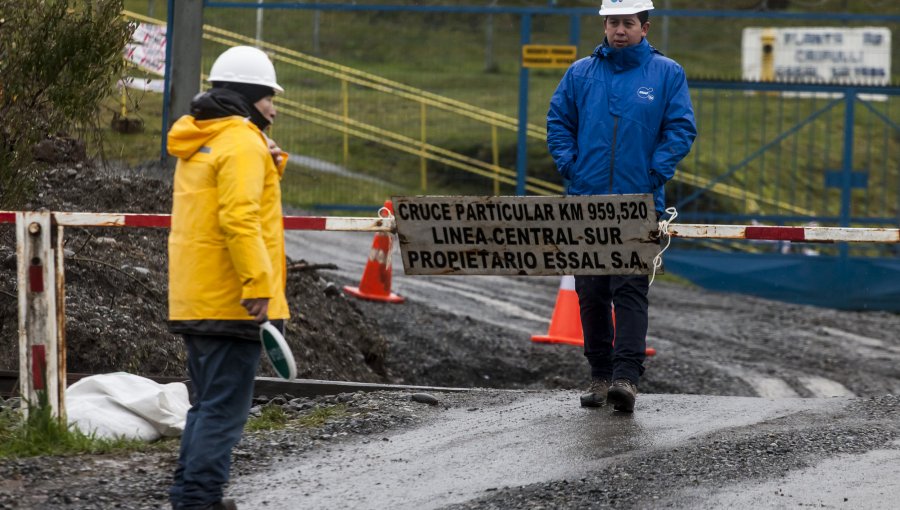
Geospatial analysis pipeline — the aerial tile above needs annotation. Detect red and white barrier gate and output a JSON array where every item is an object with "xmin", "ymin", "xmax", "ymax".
[
  {"xmin": 666, "ymin": 224, "xmax": 899, "ymax": 244},
  {"xmin": 1, "ymin": 211, "xmax": 897, "ymax": 418},
  {"xmin": 1, "ymin": 211, "xmax": 392, "ymax": 419}
]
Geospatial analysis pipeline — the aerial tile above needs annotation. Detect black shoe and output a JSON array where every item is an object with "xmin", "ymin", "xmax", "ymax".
[
  {"xmin": 205, "ymin": 499, "xmax": 237, "ymax": 510},
  {"xmin": 579, "ymin": 378, "xmax": 610, "ymax": 407},
  {"xmin": 606, "ymin": 379, "xmax": 638, "ymax": 413}
]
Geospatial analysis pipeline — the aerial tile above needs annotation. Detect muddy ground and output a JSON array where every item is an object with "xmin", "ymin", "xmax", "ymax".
[
  {"xmin": 1, "ymin": 162, "xmax": 899, "ymax": 509},
  {"xmin": 0, "ymin": 164, "xmax": 389, "ymax": 384}
]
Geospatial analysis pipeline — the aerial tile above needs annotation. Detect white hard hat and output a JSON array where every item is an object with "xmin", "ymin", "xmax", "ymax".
[
  {"xmin": 208, "ymin": 46, "xmax": 283, "ymax": 93},
  {"xmin": 598, "ymin": 0, "xmax": 655, "ymax": 16}
]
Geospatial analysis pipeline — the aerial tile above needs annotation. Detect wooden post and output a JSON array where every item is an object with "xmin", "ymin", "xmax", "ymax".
[
  {"xmin": 15, "ymin": 212, "xmax": 62, "ymax": 418},
  {"xmin": 55, "ymin": 225, "xmax": 67, "ymax": 419}
]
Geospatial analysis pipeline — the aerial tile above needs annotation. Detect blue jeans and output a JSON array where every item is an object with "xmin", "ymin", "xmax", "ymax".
[
  {"xmin": 170, "ymin": 335, "xmax": 261, "ymax": 510},
  {"xmin": 574, "ymin": 275, "xmax": 649, "ymax": 385}
]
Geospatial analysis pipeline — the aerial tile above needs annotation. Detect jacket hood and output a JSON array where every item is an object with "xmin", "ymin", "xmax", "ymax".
[
  {"xmin": 167, "ymin": 114, "xmax": 255, "ymax": 160},
  {"xmin": 593, "ymin": 38, "xmax": 658, "ymax": 72},
  {"xmin": 192, "ymin": 87, "xmax": 251, "ymax": 120}
]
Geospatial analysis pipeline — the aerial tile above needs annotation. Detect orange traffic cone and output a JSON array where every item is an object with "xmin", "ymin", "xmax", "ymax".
[
  {"xmin": 531, "ymin": 276, "xmax": 582, "ymax": 346},
  {"xmin": 343, "ymin": 200, "xmax": 405, "ymax": 303},
  {"xmin": 531, "ymin": 276, "xmax": 656, "ymax": 356}
]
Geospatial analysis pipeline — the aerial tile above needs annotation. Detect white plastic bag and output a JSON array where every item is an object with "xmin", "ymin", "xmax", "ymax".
[{"xmin": 66, "ymin": 372, "xmax": 190, "ymax": 441}]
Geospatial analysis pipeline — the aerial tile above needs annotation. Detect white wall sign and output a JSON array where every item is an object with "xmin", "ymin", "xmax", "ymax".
[
  {"xmin": 125, "ymin": 23, "xmax": 167, "ymax": 76},
  {"xmin": 742, "ymin": 27, "xmax": 891, "ymax": 85},
  {"xmin": 394, "ymin": 195, "xmax": 659, "ymax": 276}
]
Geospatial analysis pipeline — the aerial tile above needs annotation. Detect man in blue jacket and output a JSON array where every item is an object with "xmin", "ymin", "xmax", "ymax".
[{"xmin": 546, "ymin": 0, "xmax": 696, "ymax": 412}]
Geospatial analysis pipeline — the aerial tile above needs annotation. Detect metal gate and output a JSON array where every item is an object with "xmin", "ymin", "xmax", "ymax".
[{"xmin": 666, "ymin": 81, "xmax": 900, "ymax": 310}]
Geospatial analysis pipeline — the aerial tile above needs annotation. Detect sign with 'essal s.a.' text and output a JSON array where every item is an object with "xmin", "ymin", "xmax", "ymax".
[{"xmin": 393, "ymin": 195, "xmax": 659, "ymax": 276}]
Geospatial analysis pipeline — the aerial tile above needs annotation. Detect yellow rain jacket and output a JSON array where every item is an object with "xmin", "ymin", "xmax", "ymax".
[{"xmin": 167, "ymin": 114, "xmax": 289, "ymax": 337}]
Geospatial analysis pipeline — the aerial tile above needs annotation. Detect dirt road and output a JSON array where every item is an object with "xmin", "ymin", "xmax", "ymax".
[{"xmin": 230, "ymin": 390, "xmax": 900, "ymax": 509}]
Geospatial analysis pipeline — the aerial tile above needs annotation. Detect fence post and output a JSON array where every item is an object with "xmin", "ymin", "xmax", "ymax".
[
  {"xmin": 55, "ymin": 223, "xmax": 67, "ymax": 419},
  {"xmin": 839, "ymin": 89, "xmax": 857, "ymax": 260},
  {"xmin": 342, "ymin": 79, "xmax": 350, "ymax": 167},
  {"xmin": 568, "ymin": 13, "xmax": 580, "ymax": 47},
  {"xmin": 255, "ymin": 0, "xmax": 264, "ymax": 46},
  {"xmin": 492, "ymin": 125, "xmax": 500, "ymax": 195},
  {"xmin": 15, "ymin": 212, "xmax": 62, "ymax": 419},
  {"xmin": 165, "ymin": 0, "xmax": 203, "ymax": 161},
  {"xmin": 420, "ymin": 102, "xmax": 428, "ymax": 191},
  {"xmin": 516, "ymin": 13, "xmax": 532, "ymax": 196}
]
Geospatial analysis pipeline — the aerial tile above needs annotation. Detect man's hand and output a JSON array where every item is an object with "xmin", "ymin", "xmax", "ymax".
[
  {"xmin": 266, "ymin": 136, "xmax": 284, "ymax": 166},
  {"xmin": 241, "ymin": 298, "xmax": 270, "ymax": 323}
]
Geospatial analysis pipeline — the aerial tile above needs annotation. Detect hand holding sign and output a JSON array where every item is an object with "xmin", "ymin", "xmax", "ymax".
[
  {"xmin": 260, "ymin": 320, "xmax": 297, "ymax": 381},
  {"xmin": 243, "ymin": 298, "xmax": 297, "ymax": 380}
]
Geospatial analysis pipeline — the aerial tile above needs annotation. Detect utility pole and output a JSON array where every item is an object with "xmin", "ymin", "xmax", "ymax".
[{"xmin": 163, "ymin": 0, "xmax": 203, "ymax": 161}]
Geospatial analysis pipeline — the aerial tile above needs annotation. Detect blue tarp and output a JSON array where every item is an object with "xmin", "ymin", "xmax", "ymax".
[{"xmin": 665, "ymin": 250, "xmax": 900, "ymax": 312}]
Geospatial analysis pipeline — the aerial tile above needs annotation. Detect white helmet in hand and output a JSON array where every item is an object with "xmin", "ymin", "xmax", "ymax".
[
  {"xmin": 208, "ymin": 46, "xmax": 283, "ymax": 93},
  {"xmin": 599, "ymin": 0, "xmax": 655, "ymax": 16}
]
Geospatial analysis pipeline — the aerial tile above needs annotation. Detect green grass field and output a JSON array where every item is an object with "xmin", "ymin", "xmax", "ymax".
[{"xmin": 111, "ymin": 0, "xmax": 900, "ymax": 217}]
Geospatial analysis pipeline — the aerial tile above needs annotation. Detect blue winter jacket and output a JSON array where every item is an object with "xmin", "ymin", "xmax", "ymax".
[{"xmin": 547, "ymin": 38, "xmax": 697, "ymax": 213}]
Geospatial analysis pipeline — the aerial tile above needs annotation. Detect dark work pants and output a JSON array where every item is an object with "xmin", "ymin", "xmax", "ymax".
[
  {"xmin": 574, "ymin": 275, "xmax": 649, "ymax": 385},
  {"xmin": 170, "ymin": 335, "xmax": 261, "ymax": 510}
]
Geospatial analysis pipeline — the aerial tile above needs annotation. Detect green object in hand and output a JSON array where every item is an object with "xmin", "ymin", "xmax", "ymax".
[{"xmin": 260, "ymin": 321, "xmax": 297, "ymax": 380}]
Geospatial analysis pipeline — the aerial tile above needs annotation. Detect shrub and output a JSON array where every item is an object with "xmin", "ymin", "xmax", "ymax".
[{"xmin": 0, "ymin": 0, "xmax": 132, "ymax": 208}]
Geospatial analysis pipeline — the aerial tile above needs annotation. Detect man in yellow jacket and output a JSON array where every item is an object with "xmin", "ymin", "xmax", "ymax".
[{"xmin": 167, "ymin": 46, "xmax": 289, "ymax": 510}]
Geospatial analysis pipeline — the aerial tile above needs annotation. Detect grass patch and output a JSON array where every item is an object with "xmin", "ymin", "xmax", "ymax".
[
  {"xmin": 245, "ymin": 403, "xmax": 350, "ymax": 432},
  {"xmin": 296, "ymin": 404, "xmax": 349, "ymax": 429},
  {"xmin": 0, "ymin": 393, "xmax": 161, "ymax": 459},
  {"xmin": 245, "ymin": 404, "xmax": 289, "ymax": 432},
  {"xmin": 99, "ymin": 89, "xmax": 165, "ymax": 166}
]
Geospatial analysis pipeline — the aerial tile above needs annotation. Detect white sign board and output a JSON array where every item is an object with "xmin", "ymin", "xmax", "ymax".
[
  {"xmin": 394, "ymin": 195, "xmax": 660, "ymax": 276},
  {"xmin": 742, "ymin": 27, "xmax": 891, "ymax": 85},
  {"xmin": 125, "ymin": 23, "xmax": 167, "ymax": 76}
]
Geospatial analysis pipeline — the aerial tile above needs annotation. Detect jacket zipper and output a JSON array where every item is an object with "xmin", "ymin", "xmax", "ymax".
[{"xmin": 608, "ymin": 116, "xmax": 618, "ymax": 193}]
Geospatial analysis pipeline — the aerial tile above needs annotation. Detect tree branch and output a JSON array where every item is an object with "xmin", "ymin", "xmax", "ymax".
[
  {"xmin": 287, "ymin": 262, "xmax": 339, "ymax": 272},
  {"xmin": 69, "ymin": 256, "xmax": 160, "ymax": 302}
]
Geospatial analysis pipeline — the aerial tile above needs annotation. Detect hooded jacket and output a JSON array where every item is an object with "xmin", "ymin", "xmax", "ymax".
[
  {"xmin": 167, "ymin": 90, "xmax": 289, "ymax": 339},
  {"xmin": 547, "ymin": 38, "xmax": 697, "ymax": 213}
]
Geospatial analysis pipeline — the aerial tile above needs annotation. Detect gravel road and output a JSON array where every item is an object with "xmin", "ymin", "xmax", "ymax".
[{"xmin": 230, "ymin": 392, "xmax": 900, "ymax": 510}]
